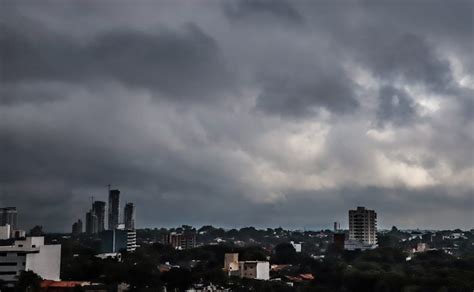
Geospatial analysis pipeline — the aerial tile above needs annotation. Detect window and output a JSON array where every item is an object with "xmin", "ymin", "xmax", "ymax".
[
  {"xmin": 0, "ymin": 262, "xmax": 17, "ymax": 266},
  {"xmin": 0, "ymin": 271, "xmax": 17, "ymax": 275},
  {"xmin": 0, "ymin": 253, "xmax": 6, "ymax": 257}
]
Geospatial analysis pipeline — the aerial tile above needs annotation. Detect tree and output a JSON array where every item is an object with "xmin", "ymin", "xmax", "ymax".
[
  {"xmin": 29, "ymin": 226, "xmax": 44, "ymax": 236},
  {"xmin": 16, "ymin": 271, "xmax": 42, "ymax": 292},
  {"xmin": 272, "ymin": 243, "xmax": 297, "ymax": 264}
]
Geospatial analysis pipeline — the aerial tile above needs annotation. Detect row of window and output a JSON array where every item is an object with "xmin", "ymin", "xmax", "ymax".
[
  {"xmin": 0, "ymin": 253, "xmax": 26, "ymax": 257},
  {"xmin": 0, "ymin": 262, "xmax": 25, "ymax": 266}
]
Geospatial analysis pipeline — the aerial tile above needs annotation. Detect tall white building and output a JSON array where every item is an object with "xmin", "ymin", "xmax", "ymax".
[
  {"xmin": 346, "ymin": 206, "xmax": 377, "ymax": 250},
  {"xmin": 0, "ymin": 237, "xmax": 61, "ymax": 285}
]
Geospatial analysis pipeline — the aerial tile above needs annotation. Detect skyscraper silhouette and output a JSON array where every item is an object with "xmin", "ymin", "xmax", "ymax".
[
  {"xmin": 92, "ymin": 201, "xmax": 106, "ymax": 232},
  {"xmin": 124, "ymin": 203, "xmax": 135, "ymax": 230},
  {"xmin": 108, "ymin": 189, "xmax": 120, "ymax": 230}
]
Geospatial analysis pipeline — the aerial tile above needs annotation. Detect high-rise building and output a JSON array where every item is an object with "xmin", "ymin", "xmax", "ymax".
[
  {"xmin": 0, "ymin": 207, "xmax": 18, "ymax": 230},
  {"xmin": 124, "ymin": 203, "xmax": 135, "ymax": 230},
  {"xmin": 72, "ymin": 219, "xmax": 83, "ymax": 236},
  {"xmin": 108, "ymin": 189, "xmax": 120, "ymax": 230},
  {"xmin": 92, "ymin": 201, "xmax": 106, "ymax": 232},
  {"xmin": 85, "ymin": 210, "xmax": 98, "ymax": 234},
  {"xmin": 345, "ymin": 206, "xmax": 377, "ymax": 250}
]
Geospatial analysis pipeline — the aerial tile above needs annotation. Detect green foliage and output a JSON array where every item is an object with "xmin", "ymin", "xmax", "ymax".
[
  {"xmin": 16, "ymin": 271, "xmax": 42, "ymax": 292},
  {"xmin": 272, "ymin": 243, "xmax": 298, "ymax": 264}
]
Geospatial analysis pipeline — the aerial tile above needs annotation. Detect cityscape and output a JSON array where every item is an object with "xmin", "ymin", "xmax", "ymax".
[
  {"xmin": 0, "ymin": 202, "xmax": 473, "ymax": 291},
  {"xmin": 1, "ymin": 0, "xmax": 473, "ymax": 291}
]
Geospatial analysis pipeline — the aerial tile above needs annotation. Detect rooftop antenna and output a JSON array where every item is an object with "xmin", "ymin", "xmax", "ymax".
[
  {"xmin": 106, "ymin": 184, "xmax": 111, "ymax": 192},
  {"xmin": 89, "ymin": 195, "xmax": 94, "ymax": 206}
]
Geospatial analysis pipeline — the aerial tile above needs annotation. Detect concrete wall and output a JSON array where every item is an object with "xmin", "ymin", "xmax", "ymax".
[
  {"xmin": 26, "ymin": 244, "xmax": 61, "ymax": 281},
  {"xmin": 255, "ymin": 262, "xmax": 270, "ymax": 280},
  {"xmin": 0, "ymin": 225, "xmax": 11, "ymax": 240}
]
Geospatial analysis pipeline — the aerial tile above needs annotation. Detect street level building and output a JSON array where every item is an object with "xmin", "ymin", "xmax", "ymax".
[
  {"xmin": 223, "ymin": 253, "xmax": 239, "ymax": 274},
  {"xmin": 239, "ymin": 261, "xmax": 270, "ymax": 280},
  {"xmin": 99, "ymin": 229, "xmax": 136, "ymax": 253},
  {"xmin": 0, "ymin": 237, "xmax": 61, "ymax": 285}
]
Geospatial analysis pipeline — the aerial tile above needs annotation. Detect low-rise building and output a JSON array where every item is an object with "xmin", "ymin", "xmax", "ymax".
[
  {"xmin": 239, "ymin": 261, "xmax": 270, "ymax": 280},
  {"xmin": 12, "ymin": 229, "xmax": 26, "ymax": 239},
  {"xmin": 99, "ymin": 229, "xmax": 136, "ymax": 253},
  {"xmin": 0, "ymin": 237, "xmax": 61, "ymax": 285},
  {"xmin": 223, "ymin": 253, "xmax": 239, "ymax": 274},
  {"xmin": 344, "ymin": 239, "xmax": 377, "ymax": 251},
  {"xmin": 223, "ymin": 253, "xmax": 270, "ymax": 280},
  {"xmin": 290, "ymin": 241, "xmax": 302, "ymax": 253},
  {"xmin": 40, "ymin": 280, "xmax": 108, "ymax": 291},
  {"xmin": 162, "ymin": 231, "xmax": 196, "ymax": 250}
]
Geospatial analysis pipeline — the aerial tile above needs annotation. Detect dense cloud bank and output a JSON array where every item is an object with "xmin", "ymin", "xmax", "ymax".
[{"xmin": 1, "ymin": 0, "xmax": 473, "ymax": 231}]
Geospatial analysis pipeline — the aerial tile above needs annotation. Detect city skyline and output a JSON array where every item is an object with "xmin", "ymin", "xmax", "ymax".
[{"xmin": 1, "ymin": 0, "xmax": 473, "ymax": 232}]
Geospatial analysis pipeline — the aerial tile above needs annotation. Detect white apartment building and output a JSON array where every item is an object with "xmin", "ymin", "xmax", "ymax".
[
  {"xmin": 346, "ymin": 206, "xmax": 377, "ymax": 250},
  {"xmin": 0, "ymin": 237, "xmax": 61, "ymax": 284},
  {"xmin": 239, "ymin": 261, "xmax": 270, "ymax": 280}
]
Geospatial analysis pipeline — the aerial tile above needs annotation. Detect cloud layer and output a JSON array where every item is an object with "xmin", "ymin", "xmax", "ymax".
[{"xmin": 1, "ymin": 0, "xmax": 473, "ymax": 231}]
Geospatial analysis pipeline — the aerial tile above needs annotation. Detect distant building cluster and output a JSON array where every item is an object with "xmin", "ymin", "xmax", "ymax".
[
  {"xmin": 0, "ymin": 207, "xmax": 26, "ymax": 240},
  {"xmin": 74, "ymin": 187, "xmax": 137, "ymax": 254}
]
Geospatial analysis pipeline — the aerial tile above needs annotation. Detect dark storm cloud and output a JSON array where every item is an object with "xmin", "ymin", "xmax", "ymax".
[
  {"xmin": 223, "ymin": 0, "xmax": 304, "ymax": 25},
  {"xmin": 256, "ymin": 72, "xmax": 358, "ymax": 117},
  {"xmin": 1, "ymin": 0, "xmax": 473, "ymax": 231},
  {"xmin": 376, "ymin": 86, "xmax": 417, "ymax": 127},
  {"xmin": 353, "ymin": 33, "xmax": 454, "ymax": 91},
  {"xmin": 1, "ymin": 23, "xmax": 234, "ymax": 101}
]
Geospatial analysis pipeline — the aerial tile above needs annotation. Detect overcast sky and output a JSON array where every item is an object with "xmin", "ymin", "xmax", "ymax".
[{"xmin": 1, "ymin": 0, "xmax": 473, "ymax": 232}]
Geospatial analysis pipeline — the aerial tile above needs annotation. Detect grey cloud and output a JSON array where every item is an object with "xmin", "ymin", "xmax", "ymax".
[
  {"xmin": 0, "ymin": 82, "xmax": 67, "ymax": 105},
  {"xmin": 1, "ymin": 23, "xmax": 234, "ymax": 101},
  {"xmin": 255, "ymin": 65, "xmax": 359, "ymax": 117},
  {"xmin": 1, "ymin": 0, "xmax": 473, "ymax": 232},
  {"xmin": 376, "ymin": 85, "xmax": 417, "ymax": 127},
  {"xmin": 223, "ymin": 0, "xmax": 304, "ymax": 25},
  {"xmin": 353, "ymin": 33, "xmax": 454, "ymax": 91}
]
